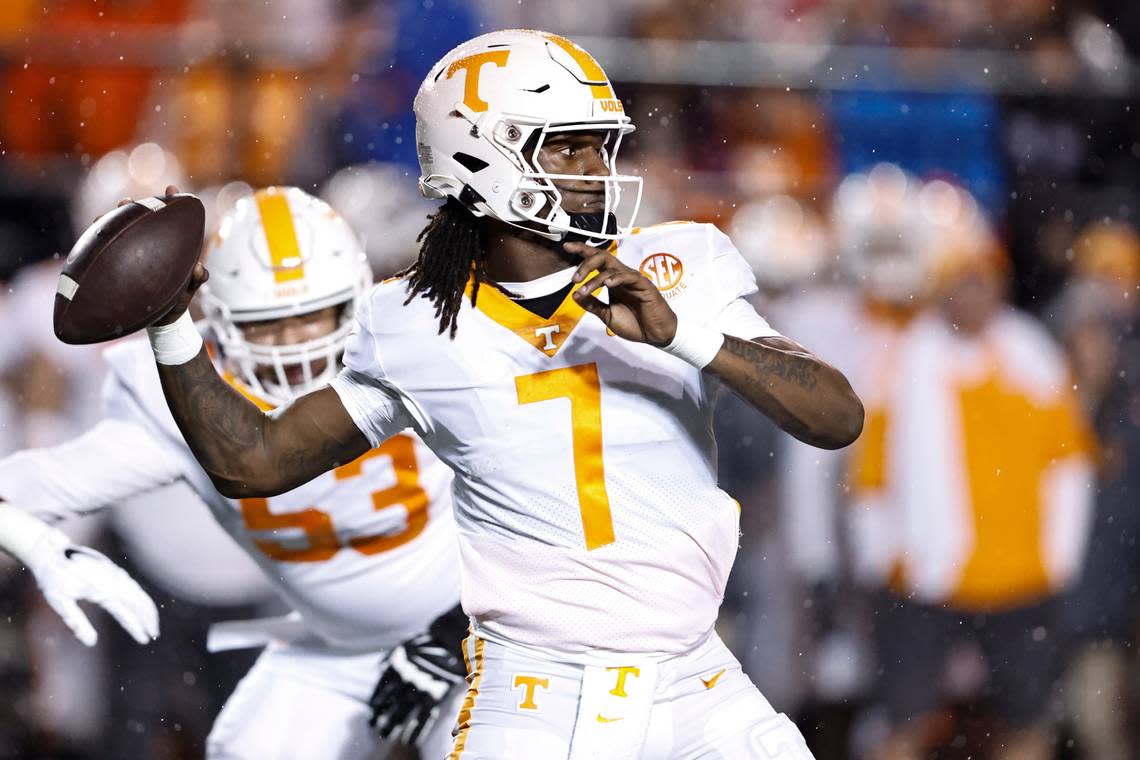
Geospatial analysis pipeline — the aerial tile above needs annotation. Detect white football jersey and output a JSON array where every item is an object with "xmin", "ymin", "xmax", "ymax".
[
  {"xmin": 0, "ymin": 338, "xmax": 460, "ymax": 652},
  {"xmin": 331, "ymin": 222, "xmax": 779, "ymax": 658}
]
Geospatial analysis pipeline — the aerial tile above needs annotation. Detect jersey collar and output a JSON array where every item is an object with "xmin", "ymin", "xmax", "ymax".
[{"xmin": 464, "ymin": 271, "xmax": 599, "ymax": 357}]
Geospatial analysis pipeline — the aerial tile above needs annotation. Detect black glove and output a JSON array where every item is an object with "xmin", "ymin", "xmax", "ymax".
[{"xmin": 369, "ymin": 605, "xmax": 468, "ymax": 745}]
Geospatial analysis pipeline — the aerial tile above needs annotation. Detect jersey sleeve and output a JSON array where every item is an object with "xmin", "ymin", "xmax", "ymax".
[
  {"xmin": 0, "ymin": 407, "xmax": 184, "ymax": 524},
  {"xmin": 706, "ymin": 226, "xmax": 781, "ymax": 340},
  {"xmin": 328, "ymin": 295, "xmax": 416, "ymax": 448}
]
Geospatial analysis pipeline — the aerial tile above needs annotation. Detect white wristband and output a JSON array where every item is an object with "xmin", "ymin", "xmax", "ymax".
[
  {"xmin": 661, "ymin": 318, "xmax": 725, "ymax": 369},
  {"xmin": 0, "ymin": 503, "xmax": 62, "ymax": 570},
  {"xmin": 146, "ymin": 311, "xmax": 203, "ymax": 365}
]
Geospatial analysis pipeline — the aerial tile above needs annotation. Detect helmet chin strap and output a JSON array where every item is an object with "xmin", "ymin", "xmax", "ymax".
[{"xmin": 563, "ymin": 211, "xmax": 618, "ymax": 245}]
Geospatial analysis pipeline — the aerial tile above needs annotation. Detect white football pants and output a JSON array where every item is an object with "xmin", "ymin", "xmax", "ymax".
[
  {"xmin": 206, "ymin": 640, "xmax": 465, "ymax": 760},
  {"xmin": 446, "ymin": 631, "xmax": 815, "ymax": 760}
]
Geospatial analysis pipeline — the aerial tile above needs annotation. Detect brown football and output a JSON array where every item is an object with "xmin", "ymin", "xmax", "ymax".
[{"xmin": 54, "ymin": 194, "xmax": 205, "ymax": 345}]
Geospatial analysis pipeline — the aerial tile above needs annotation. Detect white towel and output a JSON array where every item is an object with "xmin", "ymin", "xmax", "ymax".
[
  {"xmin": 568, "ymin": 661, "xmax": 658, "ymax": 760},
  {"xmin": 206, "ymin": 612, "xmax": 324, "ymax": 652}
]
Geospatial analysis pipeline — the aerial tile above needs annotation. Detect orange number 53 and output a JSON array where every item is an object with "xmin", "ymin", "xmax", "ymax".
[
  {"xmin": 516, "ymin": 363, "xmax": 615, "ymax": 550},
  {"xmin": 239, "ymin": 434, "xmax": 429, "ymax": 562}
]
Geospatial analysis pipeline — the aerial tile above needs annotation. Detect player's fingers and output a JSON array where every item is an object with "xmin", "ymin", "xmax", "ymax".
[
  {"xmin": 115, "ymin": 571, "xmax": 160, "ymax": 640},
  {"xmin": 100, "ymin": 595, "xmax": 152, "ymax": 646},
  {"xmin": 191, "ymin": 261, "xmax": 209, "ymax": 287},
  {"xmin": 562, "ymin": 241, "xmax": 608, "ymax": 259},
  {"xmin": 143, "ymin": 592, "xmax": 160, "ymax": 640},
  {"xmin": 115, "ymin": 197, "xmax": 133, "ymax": 209},
  {"xmin": 401, "ymin": 710, "xmax": 428, "ymax": 745},
  {"xmin": 571, "ymin": 252, "xmax": 610, "ymax": 284},
  {"xmin": 72, "ymin": 552, "xmax": 158, "ymax": 641},
  {"xmin": 374, "ymin": 709, "xmax": 397, "ymax": 738},
  {"xmin": 601, "ymin": 271, "xmax": 643, "ymax": 290},
  {"xmin": 574, "ymin": 265, "xmax": 643, "ymax": 299},
  {"xmin": 46, "ymin": 594, "xmax": 97, "ymax": 647},
  {"xmin": 164, "ymin": 184, "xmax": 180, "ymax": 196},
  {"xmin": 371, "ymin": 705, "xmax": 390, "ymax": 732},
  {"xmin": 573, "ymin": 276, "xmax": 606, "ymax": 301},
  {"xmin": 574, "ymin": 292, "xmax": 611, "ymax": 323}
]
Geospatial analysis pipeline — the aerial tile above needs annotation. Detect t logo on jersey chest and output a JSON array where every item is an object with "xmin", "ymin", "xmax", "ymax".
[{"xmin": 534, "ymin": 324, "xmax": 561, "ymax": 351}]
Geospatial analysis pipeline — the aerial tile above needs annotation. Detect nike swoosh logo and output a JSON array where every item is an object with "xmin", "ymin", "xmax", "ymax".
[
  {"xmin": 64, "ymin": 548, "xmax": 82, "ymax": 560},
  {"xmin": 596, "ymin": 714, "xmax": 623, "ymax": 723},
  {"xmin": 700, "ymin": 668, "xmax": 726, "ymax": 690}
]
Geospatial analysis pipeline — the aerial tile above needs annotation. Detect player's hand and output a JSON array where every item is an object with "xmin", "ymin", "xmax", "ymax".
[
  {"xmin": 153, "ymin": 184, "xmax": 209, "ymax": 325},
  {"xmin": 566, "ymin": 241, "xmax": 678, "ymax": 346},
  {"xmin": 27, "ymin": 529, "xmax": 160, "ymax": 647},
  {"xmin": 369, "ymin": 606, "xmax": 468, "ymax": 745}
]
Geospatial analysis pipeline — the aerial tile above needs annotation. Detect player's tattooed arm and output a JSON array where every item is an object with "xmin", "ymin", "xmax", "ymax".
[
  {"xmin": 131, "ymin": 189, "xmax": 368, "ymax": 496},
  {"xmin": 146, "ymin": 253, "xmax": 370, "ymax": 497},
  {"xmin": 156, "ymin": 351, "xmax": 370, "ymax": 497},
  {"xmin": 707, "ymin": 335, "xmax": 863, "ymax": 450}
]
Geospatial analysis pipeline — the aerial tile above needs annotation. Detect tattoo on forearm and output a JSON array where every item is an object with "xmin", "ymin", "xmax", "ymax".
[
  {"xmin": 157, "ymin": 351, "xmax": 363, "ymax": 495},
  {"xmin": 157, "ymin": 352, "xmax": 264, "ymax": 478},
  {"xmin": 712, "ymin": 335, "xmax": 863, "ymax": 449},
  {"xmin": 722, "ymin": 336, "xmax": 820, "ymax": 391}
]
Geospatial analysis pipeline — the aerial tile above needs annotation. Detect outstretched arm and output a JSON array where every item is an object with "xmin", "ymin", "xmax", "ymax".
[
  {"xmin": 567, "ymin": 242, "xmax": 863, "ymax": 450},
  {"xmin": 154, "ymin": 342, "xmax": 370, "ymax": 498}
]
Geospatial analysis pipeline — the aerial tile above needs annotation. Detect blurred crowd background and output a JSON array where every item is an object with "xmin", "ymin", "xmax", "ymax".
[{"xmin": 0, "ymin": 0, "xmax": 1138, "ymax": 759}]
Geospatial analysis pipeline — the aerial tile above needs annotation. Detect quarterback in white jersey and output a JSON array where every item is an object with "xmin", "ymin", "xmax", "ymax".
[
  {"xmin": 141, "ymin": 31, "xmax": 864, "ymax": 759},
  {"xmin": 0, "ymin": 188, "xmax": 464, "ymax": 760}
]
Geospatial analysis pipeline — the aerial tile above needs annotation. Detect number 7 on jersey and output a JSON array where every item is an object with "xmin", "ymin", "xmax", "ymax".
[{"xmin": 516, "ymin": 363, "xmax": 615, "ymax": 550}]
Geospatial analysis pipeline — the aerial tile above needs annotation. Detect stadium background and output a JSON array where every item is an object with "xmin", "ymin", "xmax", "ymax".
[{"xmin": 0, "ymin": 0, "xmax": 1137, "ymax": 758}]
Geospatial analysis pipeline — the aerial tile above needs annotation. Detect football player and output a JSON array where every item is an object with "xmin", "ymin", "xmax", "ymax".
[
  {"xmin": 145, "ymin": 31, "xmax": 864, "ymax": 759},
  {"xmin": 0, "ymin": 187, "xmax": 465, "ymax": 759}
]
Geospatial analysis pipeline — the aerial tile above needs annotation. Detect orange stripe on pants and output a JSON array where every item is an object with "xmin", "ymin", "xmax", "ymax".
[{"xmin": 449, "ymin": 636, "xmax": 485, "ymax": 759}]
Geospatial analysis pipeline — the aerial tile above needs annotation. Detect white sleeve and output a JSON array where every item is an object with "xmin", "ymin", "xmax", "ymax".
[
  {"xmin": 711, "ymin": 298, "xmax": 782, "ymax": 341},
  {"xmin": 0, "ymin": 418, "xmax": 184, "ymax": 523},
  {"xmin": 706, "ymin": 226, "xmax": 782, "ymax": 340},
  {"xmin": 329, "ymin": 370, "xmax": 415, "ymax": 448},
  {"xmin": 328, "ymin": 296, "xmax": 416, "ymax": 448}
]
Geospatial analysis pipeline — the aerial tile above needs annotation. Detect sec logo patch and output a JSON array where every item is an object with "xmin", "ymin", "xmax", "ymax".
[{"xmin": 639, "ymin": 253, "xmax": 684, "ymax": 292}]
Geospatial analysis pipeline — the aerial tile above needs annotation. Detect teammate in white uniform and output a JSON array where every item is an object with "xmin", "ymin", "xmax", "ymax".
[
  {"xmin": 140, "ymin": 31, "xmax": 865, "ymax": 759},
  {"xmin": 0, "ymin": 187, "xmax": 465, "ymax": 759}
]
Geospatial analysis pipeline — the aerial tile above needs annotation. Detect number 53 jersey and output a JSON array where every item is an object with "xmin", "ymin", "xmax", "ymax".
[
  {"xmin": 331, "ymin": 222, "xmax": 780, "ymax": 658},
  {"xmin": 95, "ymin": 339, "xmax": 460, "ymax": 652}
]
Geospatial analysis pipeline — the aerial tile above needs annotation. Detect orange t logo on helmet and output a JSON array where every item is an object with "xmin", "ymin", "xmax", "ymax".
[{"xmin": 446, "ymin": 50, "xmax": 510, "ymax": 112}]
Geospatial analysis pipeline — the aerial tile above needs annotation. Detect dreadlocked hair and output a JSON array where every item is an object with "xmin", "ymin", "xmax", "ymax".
[{"xmin": 400, "ymin": 198, "xmax": 487, "ymax": 338}]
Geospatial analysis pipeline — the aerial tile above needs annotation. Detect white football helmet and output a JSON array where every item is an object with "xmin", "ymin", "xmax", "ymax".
[
  {"xmin": 199, "ymin": 187, "xmax": 372, "ymax": 404},
  {"xmin": 320, "ymin": 162, "xmax": 434, "ymax": 277},
  {"xmin": 729, "ymin": 195, "xmax": 833, "ymax": 290},
  {"xmin": 414, "ymin": 29, "xmax": 642, "ymax": 245},
  {"xmin": 831, "ymin": 163, "xmax": 929, "ymax": 305}
]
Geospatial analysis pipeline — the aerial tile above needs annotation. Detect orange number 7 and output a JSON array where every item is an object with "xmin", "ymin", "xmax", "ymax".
[
  {"xmin": 516, "ymin": 363, "xmax": 615, "ymax": 550},
  {"xmin": 239, "ymin": 434, "xmax": 429, "ymax": 562}
]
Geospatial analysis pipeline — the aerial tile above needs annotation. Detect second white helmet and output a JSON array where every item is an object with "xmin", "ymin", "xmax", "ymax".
[{"xmin": 199, "ymin": 187, "xmax": 372, "ymax": 404}]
